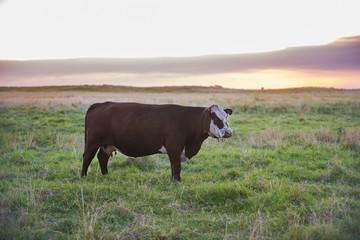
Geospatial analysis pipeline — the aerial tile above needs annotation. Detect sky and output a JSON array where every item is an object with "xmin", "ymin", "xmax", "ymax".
[{"xmin": 0, "ymin": 0, "xmax": 360, "ymax": 89}]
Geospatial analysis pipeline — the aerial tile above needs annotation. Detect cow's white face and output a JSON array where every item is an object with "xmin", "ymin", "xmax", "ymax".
[{"xmin": 208, "ymin": 104, "xmax": 233, "ymax": 138}]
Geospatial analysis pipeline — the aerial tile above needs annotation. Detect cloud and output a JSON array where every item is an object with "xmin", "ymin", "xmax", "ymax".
[{"xmin": 1, "ymin": 36, "xmax": 360, "ymax": 79}]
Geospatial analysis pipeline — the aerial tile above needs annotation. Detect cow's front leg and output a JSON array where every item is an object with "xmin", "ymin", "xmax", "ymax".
[
  {"xmin": 165, "ymin": 141, "xmax": 183, "ymax": 181},
  {"xmin": 171, "ymin": 159, "xmax": 181, "ymax": 182}
]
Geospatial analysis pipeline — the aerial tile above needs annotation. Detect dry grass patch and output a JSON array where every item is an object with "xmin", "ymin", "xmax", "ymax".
[{"xmin": 341, "ymin": 128, "xmax": 360, "ymax": 150}]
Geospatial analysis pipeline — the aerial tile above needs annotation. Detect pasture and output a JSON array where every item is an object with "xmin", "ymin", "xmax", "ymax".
[{"xmin": 0, "ymin": 86, "xmax": 359, "ymax": 239}]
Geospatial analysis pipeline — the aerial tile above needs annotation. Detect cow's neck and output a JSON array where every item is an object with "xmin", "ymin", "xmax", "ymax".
[{"xmin": 186, "ymin": 109, "xmax": 210, "ymax": 145}]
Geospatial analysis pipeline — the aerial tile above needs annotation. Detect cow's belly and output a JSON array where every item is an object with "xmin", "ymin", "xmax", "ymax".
[
  {"xmin": 114, "ymin": 137, "xmax": 163, "ymax": 157},
  {"xmin": 117, "ymin": 146, "xmax": 159, "ymax": 158}
]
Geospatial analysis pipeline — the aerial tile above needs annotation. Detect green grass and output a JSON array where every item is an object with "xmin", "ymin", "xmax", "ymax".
[{"xmin": 0, "ymin": 87, "xmax": 359, "ymax": 239}]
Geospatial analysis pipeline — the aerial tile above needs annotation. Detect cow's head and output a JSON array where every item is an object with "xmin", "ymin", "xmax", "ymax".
[{"xmin": 205, "ymin": 104, "xmax": 233, "ymax": 138}]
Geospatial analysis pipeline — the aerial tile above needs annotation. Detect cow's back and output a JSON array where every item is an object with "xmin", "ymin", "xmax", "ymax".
[{"xmin": 86, "ymin": 102, "xmax": 170, "ymax": 133}]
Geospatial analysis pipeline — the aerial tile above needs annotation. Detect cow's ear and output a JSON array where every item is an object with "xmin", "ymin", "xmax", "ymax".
[{"xmin": 224, "ymin": 108, "xmax": 233, "ymax": 116}]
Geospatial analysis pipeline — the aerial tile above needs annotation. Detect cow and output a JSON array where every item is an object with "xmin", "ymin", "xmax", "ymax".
[{"xmin": 81, "ymin": 102, "xmax": 233, "ymax": 181}]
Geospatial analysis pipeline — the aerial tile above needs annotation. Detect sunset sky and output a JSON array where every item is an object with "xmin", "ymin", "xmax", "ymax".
[{"xmin": 0, "ymin": 0, "xmax": 359, "ymax": 89}]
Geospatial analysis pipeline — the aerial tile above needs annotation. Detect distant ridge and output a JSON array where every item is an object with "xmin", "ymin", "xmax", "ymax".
[
  {"xmin": 1, "ymin": 36, "xmax": 359, "ymax": 89},
  {"xmin": 1, "ymin": 36, "xmax": 360, "ymax": 77}
]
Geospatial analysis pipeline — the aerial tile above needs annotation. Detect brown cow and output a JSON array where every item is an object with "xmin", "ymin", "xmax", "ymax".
[{"xmin": 81, "ymin": 102, "xmax": 233, "ymax": 181}]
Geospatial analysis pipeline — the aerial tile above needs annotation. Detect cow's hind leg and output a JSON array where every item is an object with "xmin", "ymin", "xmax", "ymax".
[
  {"xmin": 97, "ymin": 147, "xmax": 111, "ymax": 175},
  {"xmin": 81, "ymin": 145, "xmax": 99, "ymax": 177}
]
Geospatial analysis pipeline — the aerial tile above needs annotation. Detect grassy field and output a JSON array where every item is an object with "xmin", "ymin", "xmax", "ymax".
[{"xmin": 0, "ymin": 86, "xmax": 359, "ymax": 239}]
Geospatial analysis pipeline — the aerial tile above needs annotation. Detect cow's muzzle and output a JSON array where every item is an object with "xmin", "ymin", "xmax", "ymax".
[{"xmin": 224, "ymin": 128, "xmax": 233, "ymax": 138}]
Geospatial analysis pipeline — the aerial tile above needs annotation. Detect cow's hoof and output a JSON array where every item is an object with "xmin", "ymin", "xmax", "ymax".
[{"xmin": 172, "ymin": 176, "xmax": 181, "ymax": 182}]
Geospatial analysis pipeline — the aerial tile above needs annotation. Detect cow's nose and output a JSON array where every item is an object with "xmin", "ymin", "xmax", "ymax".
[{"xmin": 224, "ymin": 128, "xmax": 233, "ymax": 138}]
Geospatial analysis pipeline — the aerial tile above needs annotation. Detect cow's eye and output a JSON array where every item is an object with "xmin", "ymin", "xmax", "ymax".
[{"xmin": 214, "ymin": 116, "xmax": 224, "ymax": 129}]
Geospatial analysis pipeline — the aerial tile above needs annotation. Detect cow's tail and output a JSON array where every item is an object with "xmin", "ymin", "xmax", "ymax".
[{"xmin": 84, "ymin": 103, "xmax": 101, "ymax": 151}]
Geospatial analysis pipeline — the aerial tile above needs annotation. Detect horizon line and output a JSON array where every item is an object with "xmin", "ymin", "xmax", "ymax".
[{"xmin": 0, "ymin": 84, "xmax": 359, "ymax": 91}]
